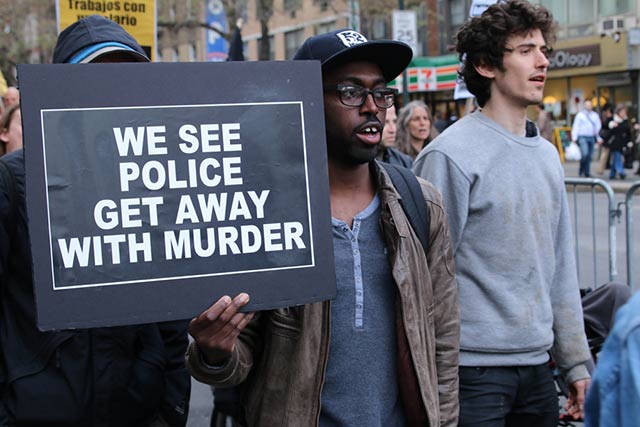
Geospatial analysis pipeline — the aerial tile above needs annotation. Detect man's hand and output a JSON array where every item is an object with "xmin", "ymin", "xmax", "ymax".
[
  {"xmin": 564, "ymin": 378, "xmax": 591, "ymax": 420},
  {"xmin": 188, "ymin": 293, "xmax": 254, "ymax": 366}
]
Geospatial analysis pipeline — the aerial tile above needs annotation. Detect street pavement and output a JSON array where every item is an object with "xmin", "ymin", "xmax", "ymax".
[
  {"xmin": 187, "ymin": 377, "xmax": 214, "ymax": 427},
  {"xmin": 562, "ymin": 157, "xmax": 640, "ymax": 193}
]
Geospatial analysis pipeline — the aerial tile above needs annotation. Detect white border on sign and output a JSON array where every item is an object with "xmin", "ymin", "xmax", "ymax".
[{"xmin": 40, "ymin": 101, "xmax": 315, "ymax": 290}]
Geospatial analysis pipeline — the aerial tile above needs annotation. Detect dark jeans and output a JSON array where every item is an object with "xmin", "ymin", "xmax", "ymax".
[
  {"xmin": 578, "ymin": 136, "xmax": 596, "ymax": 177},
  {"xmin": 610, "ymin": 150, "xmax": 626, "ymax": 179},
  {"xmin": 458, "ymin": 364, "xmax": 559, "ymax": 427}
]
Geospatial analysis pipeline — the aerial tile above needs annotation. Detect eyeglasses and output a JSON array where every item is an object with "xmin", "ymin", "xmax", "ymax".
[{"xmin": 324, "ymin": 84, "xmax": 398, "ymax": 109}]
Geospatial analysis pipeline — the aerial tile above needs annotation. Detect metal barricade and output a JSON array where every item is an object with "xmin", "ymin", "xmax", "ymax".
[
  {"xmin": 564, "ymin": 178, "xmax": 618, "ymax": 285},
  {"xmin": 625, "ymin": 182, "xmax": 640, "ymax": 288}
]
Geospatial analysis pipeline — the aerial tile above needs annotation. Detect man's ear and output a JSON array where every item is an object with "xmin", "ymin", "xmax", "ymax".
[
  {"xmin": 474, "ymin": 61, "xmax": 496, "ymax": 79},
  {"xmin": 0, "ymin": 130, "xmax": 8, "ymax": 143}
]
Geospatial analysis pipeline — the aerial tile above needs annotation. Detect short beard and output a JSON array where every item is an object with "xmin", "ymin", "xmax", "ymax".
[{"xmin": 327, "ymin": 143, "xmax": 379, "ymax": 167}]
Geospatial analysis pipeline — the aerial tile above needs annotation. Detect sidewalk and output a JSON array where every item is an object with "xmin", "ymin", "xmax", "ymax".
[{"xmin": 563, "ymin": 159, "xmax": 640, "ymax": 193}]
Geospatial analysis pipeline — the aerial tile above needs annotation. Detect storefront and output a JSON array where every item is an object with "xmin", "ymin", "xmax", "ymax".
[
  {"xmin": 390, "ymin": 54, "xmax": 468, "ymax": 120},
  {"xmin": 544, "ymin": 32, "xmax": 639, "ymax": 126}
]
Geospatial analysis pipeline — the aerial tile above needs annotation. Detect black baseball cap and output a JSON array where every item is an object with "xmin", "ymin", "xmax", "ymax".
[{"xmin": 293, "ymin": 29, "xmax": 412, "ymax": 83}]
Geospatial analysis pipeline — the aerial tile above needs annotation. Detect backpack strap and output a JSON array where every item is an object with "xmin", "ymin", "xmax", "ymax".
[{"xmin": 378, "ymin": 162, "xmax": 430, "ymax": 255}]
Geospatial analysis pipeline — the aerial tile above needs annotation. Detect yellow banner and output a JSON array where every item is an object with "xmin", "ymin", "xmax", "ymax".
[
  {"xmin": 57, "ymin": 0, "xmax": 156, "ymax": 61},
  {"xmin": 0, "ymin": 71, "xmax": 7, "ymax": 97}
]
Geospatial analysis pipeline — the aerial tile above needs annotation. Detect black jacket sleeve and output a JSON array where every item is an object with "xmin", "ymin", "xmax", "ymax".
[
  {"xmin": 0, "ymin": 155, "xmax": 19, "ymax": 425},
  {"xmin": 157, "ymin": 320, "xmax": 191, "ymax": 426}
]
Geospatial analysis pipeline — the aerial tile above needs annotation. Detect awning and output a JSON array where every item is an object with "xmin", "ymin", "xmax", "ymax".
[{"xmin": 390, "ymin": 54, "xmax": 460, "ymax": 93}]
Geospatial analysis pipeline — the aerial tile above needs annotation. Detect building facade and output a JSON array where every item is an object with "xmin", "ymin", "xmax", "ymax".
[
  {"xmin": 157, "ymin": 0, "xmax": 204, "ymax": 62},
  {"xmin": 155, "ymin": 0, "xmax": 640, "ymax": 125},
  {"xmin": 537, "ymin": 0, "xmax": 640, "ymax": 125},
  {"xmin": 240, "ymin": 0, "xmax": 351, "ymax": 60}
]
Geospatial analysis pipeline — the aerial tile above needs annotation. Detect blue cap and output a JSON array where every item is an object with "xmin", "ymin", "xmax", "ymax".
[{"xmin": 68, "ymin": 41, "xmax": 148, "ymax": 63}]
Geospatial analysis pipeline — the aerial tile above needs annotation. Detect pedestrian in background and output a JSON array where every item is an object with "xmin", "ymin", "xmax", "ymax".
[
  {"xmin": 414, "ymin": 1, "xmax": 591, "ymax": 425},
  {"xmin": 607, "ymin": 104, "xmax": 631, "ymax": 180},
  {"xmin": 0, "ymin": 15, "xmax": 190, "ymax": 426},
  {"xmin": 535, "ymin": 103, "xmax": 553, "ymax": 142},
  {"xmin": 377, "ymin": 104, "xmax": 413, "ymax": 168},
  {"xmin": 396, "ymin": 100, "xmax": 439, "ymax": 159},
  {"xmin": 595, "ymin": 103, "xmax": 614, "ymax": 176},
  {"xmin": 434, "ymin": 110, "xmax": 449, "ymax": 133},
  {"xmin": 572, "ymin": 99, "xmax": 602, "ymax": 177},
  {"xmin": 2, "ymin": 86, "xmax": 19, "ymax": 110}
]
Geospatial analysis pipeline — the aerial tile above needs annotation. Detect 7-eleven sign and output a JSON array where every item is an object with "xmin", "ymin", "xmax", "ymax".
[{"xmin": 407, "ymin": 67, "xmax": 437, "ymax": 91}]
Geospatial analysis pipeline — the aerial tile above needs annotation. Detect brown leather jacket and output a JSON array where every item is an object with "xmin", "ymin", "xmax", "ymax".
[{"xmin": 187, "ymin": 163, "xmax": 460, "ymax": 426}]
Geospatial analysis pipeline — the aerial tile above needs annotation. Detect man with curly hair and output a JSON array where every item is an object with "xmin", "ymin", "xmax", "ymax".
[{"xmin": 413, "ymin": 1, "xmax": 591, "ymax": 426}]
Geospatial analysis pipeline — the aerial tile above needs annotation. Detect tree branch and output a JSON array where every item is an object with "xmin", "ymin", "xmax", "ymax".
[{"xmin": 157, "ymin": 19, "xmax": 229, "ymax": 38}]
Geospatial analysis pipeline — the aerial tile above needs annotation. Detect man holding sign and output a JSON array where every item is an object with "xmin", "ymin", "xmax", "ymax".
[
  {"xmin": 0, "ymin": 16, "xmax": 189, "ymax": 426},
  {"xmin": 187, "ymin": 29, "xmax": 460, "ymax": 426}
]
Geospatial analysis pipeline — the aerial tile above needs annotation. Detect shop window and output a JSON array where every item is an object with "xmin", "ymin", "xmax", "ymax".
[
  {"xmin": 448, "ymin": 0, "xmax": 468, "ymax": 52},
  {"xmin": 437, "ymin": 0, "xmax": 450, "ymax": 54},
  {"xmin": 257, "ymin": 35, "xmax": 275, "ymax": 60},
  {"xmin": 538, "ymin": 0, "xmax": 567, "ymax": 27},
  {"xmin": 315, "ymin": 21, "xmax": 336, "ymax": 35},
  {"xmin": 568, "ymin": 0, "xmax": 594, "ymax": 25},
  {"xmin": 370, "ymin": 15, "xmax": 387, "ymax": 40},
  {"xmin": 450, "ymin": 0, "xmax": 467, "ymax": 28},
  {"xmin": 600, "ymin": 0, "xmax": 633, "ymax": 16},
  {"xmin": 285, "ymin": 29, "xmax": 304, "ymax": 60},
  {"xmin": 417, "ymin": 3, "xmax": 428, "ymax": 56},
  {"xmin": 567, "ymin": 24, "xmax": 595, "ymax": 38},
  {"xmin": 313, "ymin": 0, "xmax": 330, "ymax": 12},
  {"xmin": 562, "ymin": 0, "xmax": 594, "ymax": 37},
  {"xmin": 270, "ymin": 35, "xmax": 275, "ymax": 60},
  {"xmin": 284, "ymin": 0, "xmax": 302, "ymax": 12}
]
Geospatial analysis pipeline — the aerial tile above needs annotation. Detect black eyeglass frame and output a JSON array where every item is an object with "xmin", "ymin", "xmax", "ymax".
[{"xmin": 323, "ymin": 84, "xmax": 398, "ymax": 109}]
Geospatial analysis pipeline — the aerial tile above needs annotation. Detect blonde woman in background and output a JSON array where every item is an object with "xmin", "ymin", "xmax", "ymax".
[
  {"xmin": 0, "ymin": 103, "xmax": 22, "ymax": 156},
  {"xmin": 396, "ymin": 100, "xmax": 439, "ymax": 158}
]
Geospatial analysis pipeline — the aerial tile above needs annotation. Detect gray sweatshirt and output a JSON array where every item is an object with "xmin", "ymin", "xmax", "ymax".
[{"xmin": 413, "ymin": 111, "xmax": 590, "ymax": 384}]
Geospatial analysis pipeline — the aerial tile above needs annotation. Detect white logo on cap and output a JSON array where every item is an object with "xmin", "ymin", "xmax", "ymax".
[{"xmin": 336, "ymin": 30, "xmax": 368, "ymax": 47}]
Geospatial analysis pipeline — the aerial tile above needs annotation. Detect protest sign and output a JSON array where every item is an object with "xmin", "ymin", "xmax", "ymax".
[{"xmin": 18, "ymin": 61, "xmax": 335, "ymax": 330}]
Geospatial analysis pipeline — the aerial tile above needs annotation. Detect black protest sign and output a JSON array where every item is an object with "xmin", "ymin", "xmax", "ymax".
[{"xmin": 18, "ymin": 61, "xmax": 335, "ymax": 330}]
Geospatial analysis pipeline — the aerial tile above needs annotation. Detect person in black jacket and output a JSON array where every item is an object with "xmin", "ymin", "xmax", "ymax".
[
  {"xmin": 607, "ymin": 104, "xmax": 631, "ymax": 180},
  {"xmin": 376, "ymin": 104, "xmax": 413, "ymax": 168},
  {"xmin": 0, "ymin": 15, "xmax": 190, "ymax": 426}
]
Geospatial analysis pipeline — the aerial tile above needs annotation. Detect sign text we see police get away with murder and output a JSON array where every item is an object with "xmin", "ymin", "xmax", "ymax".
[{"xmin": 18, "ymin": 61, "xmax": 335, "ymax": 330}]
